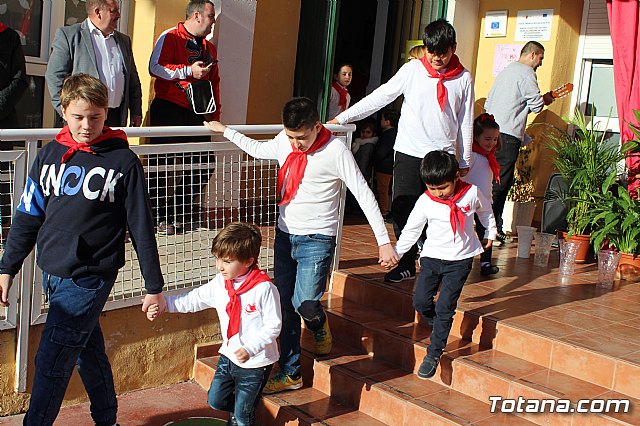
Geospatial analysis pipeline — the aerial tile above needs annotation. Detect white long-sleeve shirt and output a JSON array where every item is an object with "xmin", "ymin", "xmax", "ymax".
[
  {"xmin": 396, "ymin": 185, "xmax": 497, "ymax": 261},
  {"xmin": 335, "ymin": 59, "xmax": 474, "ymax": 168},
  {"xmin": 223, "ymin": 128, "xmax": 391, "ymax": 246},
  {"xmin": 165, "ymin": 271, "xmax": 282, "ymax": 368},
  {"xmin": 463, "ymin": 152, "xmax": 493, "ymax": 201}
]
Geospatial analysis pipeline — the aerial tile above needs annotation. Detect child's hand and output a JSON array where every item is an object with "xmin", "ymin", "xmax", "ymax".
[
  {"xmin": 326, "ymin": 118, "xmax": 339, "ymax": 125},
  {"xmin": 482, "ymin": 239, "xmax": 493, "ymax": 250},
  {"xmin": 234, "ymin": 347, "xmax": 250, "ymax": 363},
  {"xmin": 146, "ymin": 304, "xmax": 160, "ymax": 321},
  {"xmin": 459, "ymin": 167, "xmax": 469, "ymax": 177},
  {"xmin": 203, "ymin": 120, "xmax": 227, "ymax": 133},
  {"xmin": 378, "ymin": 243, "xmax": 399, "ymax": 269},
  {"xmin": 142, "ymin": 293, "xmax": 166, "ymax": 320}
]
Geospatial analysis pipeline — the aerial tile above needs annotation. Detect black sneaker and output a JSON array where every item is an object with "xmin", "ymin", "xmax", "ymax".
[
  {"xmin": 480, "ymin": 265, "xmax": 500, "ymax": 276},
  {"xmin": 227, "ymin": 415, "xmax": 238, "ymax": 426},
  {"xmin": 495, "ymin": 231, "xmax": 513, "ymax": 245},
  {"xmin": 384, "ymin": 266, "xmax": 416, "ymax": 283},
  {"xmin": 417, "ymin": 355, "xmax": 439, "ymax": 379}
]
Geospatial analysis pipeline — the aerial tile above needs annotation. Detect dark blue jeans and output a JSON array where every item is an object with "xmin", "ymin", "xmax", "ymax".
[
  {"xmin": 208, "ymin": 355, "xmax": 273, "ymax": 426},
  {"xmin": 25, "ymin": 272, "xmax": 118, "ymax": 426},
  {"xmin": 413, "ymin": 256, "xmax": 473, "ymax": 359},
  {"xmin": 274, "ymin": 230, "xmax": 336, "ymax": 376}
]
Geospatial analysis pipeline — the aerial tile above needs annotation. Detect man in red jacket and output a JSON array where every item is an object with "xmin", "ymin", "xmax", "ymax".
[{"xmin": 148, "ymin": 0, "xmax": 221, "ymax": 236}]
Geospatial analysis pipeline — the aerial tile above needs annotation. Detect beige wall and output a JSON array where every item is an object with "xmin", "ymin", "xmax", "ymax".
[
  {"xmin": 474, "ymin": 0, "xmax": 583, "ymax": 219},
  {"xmin": 246, "ymin": 0, "xmax": 301, "ymax": 124},
  {"xmin": 0, "ymin": 305, "xmax": 218, "ymax": 416}
]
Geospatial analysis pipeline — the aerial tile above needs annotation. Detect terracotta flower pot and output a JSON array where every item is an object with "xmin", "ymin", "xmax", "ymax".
[
  {"xmin": 558, "ymin": 231, "xmax": 593, "ymax": 264},
  {"xmin": 617, "ymin": 252, "xmax": 640, "ymax": 282}
]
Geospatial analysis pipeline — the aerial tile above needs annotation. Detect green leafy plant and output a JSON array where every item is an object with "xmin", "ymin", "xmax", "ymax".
[
  {"xmin": 544, "ymin": 110, "xmax": 634, "ymax": 236},
  {"xmin": 575, "ymin": 171, "xmax": 640, "ymax": 255}
]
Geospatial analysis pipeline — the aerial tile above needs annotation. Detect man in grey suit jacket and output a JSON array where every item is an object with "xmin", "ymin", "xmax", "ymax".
[{"xmin": 46, "ymin": 0, "xmax": 142, "ymax": 127}]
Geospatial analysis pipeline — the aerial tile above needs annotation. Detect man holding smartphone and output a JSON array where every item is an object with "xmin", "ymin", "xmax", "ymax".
[{"xmin": 148, "ymin": 0, "xmax": 221, "ymax": 236}]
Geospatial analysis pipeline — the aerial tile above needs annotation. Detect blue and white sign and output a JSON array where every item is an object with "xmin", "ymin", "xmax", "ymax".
[
  {"xmin": 515, "ymin": 9, "xmax": 554, "ymax": 41},
  {"xmin": 485, "ymin": 10, "xmax": 508, "ymax": 38}
]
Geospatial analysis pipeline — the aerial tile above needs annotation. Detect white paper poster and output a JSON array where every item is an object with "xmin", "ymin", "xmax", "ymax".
[
  {"xmin": 515, "ymin": 9, "xmax": 554, "ymax": 41},
  {"xmin": 485, "ymin": 10, "xmax": 508, "ymax": 38}
]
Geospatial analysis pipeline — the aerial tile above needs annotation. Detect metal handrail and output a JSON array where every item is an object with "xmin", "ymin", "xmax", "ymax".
[{"xmin": 0, "ymin": 124, "xmax": 356, "ymax": 141}]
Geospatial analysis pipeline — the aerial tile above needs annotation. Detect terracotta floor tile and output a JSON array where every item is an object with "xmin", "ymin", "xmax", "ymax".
[
  {"xmin": 367, "ymin": 370, "xmax": 446, "ymax": 400},
  {"xmin": 518, "ymin": 369, "xmax": 609, "ymax": 401},
  {"xmin": 460, "ymin": 350, "xmax": 547, "ymax": 379},
  {"xmin": 592, "ymin": 390, "xmax": 640, "ymax": 425},
  {"xmin": 275, "ymin": 388, "xmax": 352, "ymax": 420},
  {"xmin": 417, "ymin": 389, "xmax": 495, "ymax": 423},
  {"xmin": 502, "ymin": 314, "xmax": 582, "ymax": 338},
  {"xmin": 317, "ymin": 410, "xmax": 387, "ymax": 426},
  {"xmin": 559, "ymin": 331, "xmax": 640, "ymax": 358},
  {"xmin": 550, "ymin": 340, "xmax": 616, "ymax": 388},
  {"xmin": 475, "ymin": 413, "xmax": 538, "ymax": 425},
  {"xmin": 567, "ymin": 301, "xmax": 635, "ymax": 322}
]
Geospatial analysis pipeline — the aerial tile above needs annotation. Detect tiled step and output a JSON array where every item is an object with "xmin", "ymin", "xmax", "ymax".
[
  {"xmin": 331, "ymin": 271, "xmax": 640, "ymax": 397},
  {"xmin": 193, "ymin": 352, "xmax": 388, "ymax": 426},
  {"xmin": 302, "ymin": 340, "xmax": 537, "ymax": 426},
  {"xmin": 452, "ymin": 349, "xmax": 640, "ymax": 426}
]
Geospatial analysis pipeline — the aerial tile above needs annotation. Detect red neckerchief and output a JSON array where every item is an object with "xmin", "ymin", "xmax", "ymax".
[
  {"xmin": 425, "ymin": 180, "xmax": 472, "ymax": 240},
  {"xmin": 332, "ymin": 81, "xmax": 349, "ymax": 111},
  {"xmin": 277, "ymin": 126, "xmax": 332, "ymax": 206},
  {"xmin": 472, "ymin": 141, "xmax": 501, "ymax": 183},
  {"xmin": 0, "ymin": 23, "xmax": 7, "ymax": 33},
  {"xmin": 419, "ymin": 54, "xmax": 465, "ymax": 111},
  {"xmin": 225, "ymin": 267, "xmax": 269, "ymax": 342},
  {"xmin": 55, "ymin": 126, "xmax": 127, "ymax": 163}
]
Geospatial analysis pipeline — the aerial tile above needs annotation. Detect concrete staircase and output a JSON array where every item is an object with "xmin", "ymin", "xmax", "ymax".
[{"xmin": 192, "ymin": 267, "xmax": 640, "ymax": 425}]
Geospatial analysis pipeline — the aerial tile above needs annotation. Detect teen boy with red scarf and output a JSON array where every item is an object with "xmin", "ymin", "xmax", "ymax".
[
  {"xmin": 0, "ymin": 74, "xmax": 165, "ymax": 426},
  {"xmin": 329, "ymin": 19, "xmax": 474, "ymax": 285},
  {"xmin": 204, "ymin": 97, "xmax": 399, "ymax": 394},
  {"xmin": 391, "ymin": 150, "xmax": 495, "ymax": 380},
  {"xmin": 147, "ymin": 222, "xmax": 281, "ymax": 426}
]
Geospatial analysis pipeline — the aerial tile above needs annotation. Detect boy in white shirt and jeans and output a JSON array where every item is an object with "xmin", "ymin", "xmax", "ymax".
[
  {"xmin": 388, "ymin": 151, "xmax": 496, "ymax": 379},
  {"xmin": 146, "ymin": 222, "xmax": 281, "ymax": 426},
  {"xmin": 204, "ymin": 97, "xmax": 398, "ymax": 394}
]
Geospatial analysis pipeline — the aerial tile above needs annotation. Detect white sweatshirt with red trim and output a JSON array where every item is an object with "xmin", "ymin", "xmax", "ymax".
[{"xmin": 165, "ymin": 271, "xmax": 281, "ymax": 368}]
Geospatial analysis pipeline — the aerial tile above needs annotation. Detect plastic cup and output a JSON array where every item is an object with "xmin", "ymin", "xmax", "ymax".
[
  {"xmin": 597, "ymin": 250, "xmax": 622, "ymax": 289},
  {"xmin": 558, "ymin": 239, "xmax": 582, "ymax": 275},
  {"xmin": 534, "ymin": 232, "xmax": 556, "ymax": 267},
  {"xmin": 516, "ymin": 226, "xmax": 536, "ymax": 258}
]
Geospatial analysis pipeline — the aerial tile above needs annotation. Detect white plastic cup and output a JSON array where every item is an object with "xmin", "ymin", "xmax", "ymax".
[{"xmin": 516, "ymin": 226, "xmax": 537, "ymax": 258}]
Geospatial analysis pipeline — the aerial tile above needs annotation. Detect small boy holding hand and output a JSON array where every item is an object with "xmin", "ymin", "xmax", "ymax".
[
  {"xmin": 147, "ymin": 222, "xmax": 281, "ymax": 426},
  {"xmin": 387, "ymin": 151, "xmax": 496, "ymax": 379}
]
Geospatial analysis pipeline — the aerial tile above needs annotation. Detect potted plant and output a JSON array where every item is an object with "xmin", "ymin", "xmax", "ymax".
[
  {"xmin": 502, "ymin": 145, "xmax": 536, "ymax": 235},
  {"xmin": 572, "ymin": 111, "xmax": 640, "ymax": 280},
  {"xmin": 545, "ymin": 110, "xmax": 627, "ymax": 262}
]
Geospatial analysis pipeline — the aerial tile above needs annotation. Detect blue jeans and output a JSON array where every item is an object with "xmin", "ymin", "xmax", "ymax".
[
  {"xmin": 274, "ymin": 230, "xmax": 336, "ymax": 376},
  {"xmin": 208, "ymin": 355, "xmax": 272, "ymax": 426},
  {"xmin": 24, "ymin": 272, "xmax": 117, "ymax": 426},
  {"xmin": 413, "ymin": 257, "xmax": 473, "ymax": 359}
]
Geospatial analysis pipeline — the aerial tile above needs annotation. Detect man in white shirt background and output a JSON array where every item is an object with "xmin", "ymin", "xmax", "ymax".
[{"xmin": 46, "ymin": 0, "xmax": 143, "ymax": 127}]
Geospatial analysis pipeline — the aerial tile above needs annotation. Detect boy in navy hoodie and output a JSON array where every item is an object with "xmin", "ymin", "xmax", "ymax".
[{"xmin": 0, "ymin": 74, "xmax": 166, "ymax": 426}]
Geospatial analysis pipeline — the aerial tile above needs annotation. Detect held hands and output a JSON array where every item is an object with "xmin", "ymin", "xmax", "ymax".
[
  {"xmin": 192, "ymin": 61, "xmax": 213, "ymax": 79},
  {"xmin": 130, "ymin": 115, "xmax": 143, "ymax": 127},
  {"xmin": 203, "ymin": 120, "xmax": 227, "ymax": 133},
  {"xmin": 378, "ymin": 243, "xmax": 399, "ymax": 270},
  {"xmin": 142, "ymin": 293, "xmax": 166, "ymax": 321},
  {"xmin": 234, "ymin": 347, "xmax": 250, "ymax": 363},
  {"xmin": 0, "ymin": 274, "xmax": 13, "ymax": 308},
  {"xmin": 146, "ymin": 303, "xmax": 160, "ymax": 321}
]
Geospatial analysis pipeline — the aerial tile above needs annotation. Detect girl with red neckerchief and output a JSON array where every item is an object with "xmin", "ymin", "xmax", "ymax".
[
  {"xmin": 464, "ymin": 113, "xmax": 502, "ymax": 276},
  {"xmin": 327, "ymin": 63, "xmax": 352, "ymax": 120}
]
